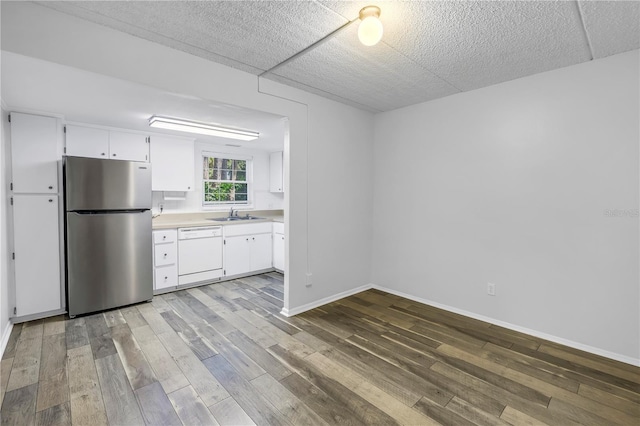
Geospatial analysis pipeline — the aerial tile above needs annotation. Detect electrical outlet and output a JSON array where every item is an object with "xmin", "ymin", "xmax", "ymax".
[
  {"xmin": 487, "ymin": 282, "xmax": 496, "ymax": 296},
  {"xmin": 306, "ymin": 272, "xmax": 313, "ymax": 287}
]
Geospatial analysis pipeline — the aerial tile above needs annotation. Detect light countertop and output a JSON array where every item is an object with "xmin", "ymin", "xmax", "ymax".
[{"xmin": 152, "ymin": 210, "xmax": 284, "ymax": 229}]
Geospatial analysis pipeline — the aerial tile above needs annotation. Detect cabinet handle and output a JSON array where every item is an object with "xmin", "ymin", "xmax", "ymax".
[
  {"xmin": 48, "ymin": 199, "xmax": 53, "ymax": 203},
  {"xmin": 187, "ymin": 186, "xmax": 191, "ymax": 190},
  {"xmin": 113, "ymin": 153, "xmax": 117, "ymax": 157},
  {"xmin": 163, "ymin": 253, "xmax": 167, "ymax": 257},
  {"xmin": 48, "ymin": 186, "xmax": 53, "ymax": 190},
  {"xmin": 164, "ymin": 276, "xmax": 168, "ymax": 280},
  {"xmin": 246, "ymin": 238, "xmax": 249, "ymax": 241},
  {"xmin": 101, "ymin": 153, "xmax": 106, "ymax": 156},
  {"xmin": 252, "ymin": 237, "xmax": 255, "ymax": 241},
  {"xmin": 163, "ymin": 236, "xmax": 166, "ymax": 240}
]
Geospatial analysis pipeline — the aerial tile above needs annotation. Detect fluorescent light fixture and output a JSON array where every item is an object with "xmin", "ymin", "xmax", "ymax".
[{"xmin": 148, "ymin": 115, "xmax": 259, "ymax": 141}]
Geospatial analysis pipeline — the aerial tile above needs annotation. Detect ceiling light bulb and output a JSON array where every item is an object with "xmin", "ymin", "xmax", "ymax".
[{"xmin": 358, "ymin": 6, "xmax": 383, "ymax": 46}]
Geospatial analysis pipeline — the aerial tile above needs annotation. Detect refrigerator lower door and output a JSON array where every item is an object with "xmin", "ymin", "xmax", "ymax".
[{"xmin": 66, "ymin": 210, "xmax": 152, "ymax": 317}]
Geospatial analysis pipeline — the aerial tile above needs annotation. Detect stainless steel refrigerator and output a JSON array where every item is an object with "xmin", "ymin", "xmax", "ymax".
[{"xmin": 64, "ymin": 156, "xmax": 153, "ymax": 317}]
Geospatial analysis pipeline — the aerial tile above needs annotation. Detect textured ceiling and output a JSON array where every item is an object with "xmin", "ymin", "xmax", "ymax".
[{"xmin": 35, "ymin": 1, "xmax": 640, "ymax": 113}]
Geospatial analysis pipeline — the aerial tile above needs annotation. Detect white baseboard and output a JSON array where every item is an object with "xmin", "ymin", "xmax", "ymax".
[
  {"xmin": 371, "ymin": 284, "xmax": 640, "ymax": 367},
  {"xmin": 280, "ymin": 284, "xmax": 371, "ymax": 317},
  {"xmin": 280, "ymin": 281, "xmax": 639, "ymax": 367},
  {"xmin": 0, "ymin": 321, "xmax": 13, "ymax": 358}
]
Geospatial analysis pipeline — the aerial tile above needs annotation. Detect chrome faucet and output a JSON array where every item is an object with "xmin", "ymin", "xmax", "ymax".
[{"xmin": 229, "ymin": 207, "xmax": 234, "ymax": 218}]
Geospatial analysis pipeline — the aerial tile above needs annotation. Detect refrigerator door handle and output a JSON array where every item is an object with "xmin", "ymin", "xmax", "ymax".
[{"xmin": 69, "ymin": 209, "xmax": 150, "ymax": 215}]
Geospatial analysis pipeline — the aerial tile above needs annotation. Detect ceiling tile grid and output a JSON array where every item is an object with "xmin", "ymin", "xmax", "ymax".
[
  {"xmin": 39, "ymin": 0, "xmax": 348, "ymax": 72},
  {"xmin": 21, "ymin": 0, "xmax": 640, "ymax": 113},
  {"xmin": 380, "ymin": 1, "xmax": 593, "ymax": 92},
  {"xmin": 271, "ymin": 23, "xmax": 459, "ymax": 112},
  {"xmin": 578, "ymin": 0, "xmax": 640, "ymax": 58}
]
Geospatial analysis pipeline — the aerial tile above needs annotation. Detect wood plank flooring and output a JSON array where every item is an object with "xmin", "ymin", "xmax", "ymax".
[{"xmin": 1, "ymin": 272, "xmax": 639, "ymax": 425}]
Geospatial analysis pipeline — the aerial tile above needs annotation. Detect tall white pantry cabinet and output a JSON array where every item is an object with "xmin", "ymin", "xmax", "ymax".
[{"xmin": 9, "ymin": 112, "xmax": 63, "ymax": 318}]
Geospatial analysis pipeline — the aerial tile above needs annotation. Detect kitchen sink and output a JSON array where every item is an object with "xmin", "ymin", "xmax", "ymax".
[{"xmin": 209, "ymin": 216, "xmax": 264, "ymax": 222}]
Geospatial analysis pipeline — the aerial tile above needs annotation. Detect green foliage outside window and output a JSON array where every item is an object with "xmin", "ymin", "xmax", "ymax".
[{"xmin": 203, "ymin": 156, "xmax": 249, "ymax": 204}]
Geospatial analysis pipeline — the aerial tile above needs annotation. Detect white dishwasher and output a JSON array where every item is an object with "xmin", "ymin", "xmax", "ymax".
[{"xmin": 178, "ymin": 226, "xmax": 223, "ymax": 286}]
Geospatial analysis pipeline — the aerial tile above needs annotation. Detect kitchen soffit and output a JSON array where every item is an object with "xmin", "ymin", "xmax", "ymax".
[{"xmin": 37, "ymin": 1, "xmax": 640, "ymax": 113}]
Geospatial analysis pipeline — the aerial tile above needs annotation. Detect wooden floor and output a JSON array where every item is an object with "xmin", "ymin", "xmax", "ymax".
[{"xmin": 1, "ymin": 273, "xmax": 639, "ymax": 425}]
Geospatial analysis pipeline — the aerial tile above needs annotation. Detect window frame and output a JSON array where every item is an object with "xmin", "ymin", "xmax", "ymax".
[{"xmin": 201, "ymin": 151, "xmax": 253, "ymax": 208}]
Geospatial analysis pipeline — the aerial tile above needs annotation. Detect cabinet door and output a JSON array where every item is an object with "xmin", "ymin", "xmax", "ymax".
[
  {"xmin": 13, "ymin": 195, "xmax": 61, "ymax": 317},
  {"xmin": 11, "ymin": 113, "xmax": 60, "ymax": 194},
  {"xmin": 269, "ymin": 151, "xmax": 283, "ymax": 193},
  {"xmin": 273, "ymin": 233, "xmax": 284, "ymax": 271},
  {"xmin": 224, "ymin": 235, "xmax": 251, "ymax": 277},
  {"xmin": 251, "ymin": 233, "xmax": 273, "ymax": 271},
  {"xmin": 109, "ymin": 131, "xmax": 149, "ymax": 162},
  {"xmin": 150, "ymin": 135, "xmax": 195, "ymax": 191},
  {"xmin": 65, "ymin": 125, "xmax": 109, "ymax": 159}
]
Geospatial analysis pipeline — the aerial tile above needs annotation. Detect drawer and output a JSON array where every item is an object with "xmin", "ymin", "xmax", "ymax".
[
  {"xmin": 154, "ymin": 229, "xmax": 177, "ymax": 244},
  {"xmin": 154, "ymin": 242, "xmax": 177, "ymax": 266},
  {"xmin": 273, "ymin": 222, "xmax": 284, "ymax": 235},
  {"xmin": 223, "ymin": 222, "xmax": 272, "ymax": 237},
  {"xmin": 154, "ymin": 264, "xmax": 178, "ymax": 290}
]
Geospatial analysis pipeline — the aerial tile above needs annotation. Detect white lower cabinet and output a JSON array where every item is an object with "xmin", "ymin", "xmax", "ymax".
[
  {"xmin": 273, "ymin": 222, "xmax": 284, "ymax": 271},
  {"xmin": 152, "ymin": 222, "xmax": 276, "ymax": 292},
  {"xmin": 13, "ymin": 195, "xmax": 62, "ymax": 317},
  {"xmin": 153, "ymin": 229, "xmax": 178, "ymax": 292},
  {"xmin": 223, "ymin": 236, "xmax": 252, "ymax": 277},
  {"xmin": 223, "ymin": 223, "xmax": 273, "ymax": 277}
]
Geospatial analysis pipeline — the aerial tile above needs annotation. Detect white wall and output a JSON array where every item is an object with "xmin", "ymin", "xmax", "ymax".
[
  {"xmin": 1, "ymin": 1, "xmax": 375, "ymax": 313},
  {"xmin": 373, "ymin": 51, "xmax": 640, "ymax": 363},
  {"xmin": 152, "ymin": 142, "xmax": 284, "ymax": 213},
  {"xmin": 0, "ymin": 107, "xmax": 11, "ymax": 349}
]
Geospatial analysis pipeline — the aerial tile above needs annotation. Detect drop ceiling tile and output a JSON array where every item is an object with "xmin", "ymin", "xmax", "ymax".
[
  {"xmin": 18, "ymin": 1, "xmax": 639, "ymax": 114},
  {"xmin": 270, "ymin": 23, "xmax": 459, "ymax": 112},
  {"xmin": 381, "ymin": 1, "xmax": 592, "ymax": 91},
  {"xmin": 579, "ymin": 1, "xmax": 640, "ymax": 58},
  {"xmin": 39, "ymin": 0, "xmax": 348, "ymax": 72}
]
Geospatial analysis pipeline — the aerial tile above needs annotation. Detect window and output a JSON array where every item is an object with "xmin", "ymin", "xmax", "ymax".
[{"xmin": 202, "ymin": 154, "xmax": 251, "ymax": 205}]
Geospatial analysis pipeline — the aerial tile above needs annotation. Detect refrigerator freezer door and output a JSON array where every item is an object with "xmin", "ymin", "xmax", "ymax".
[
  {"xmin": 65, "ymin": 156, "xmax": 151, "ymax": 211},
  {"xmin": 66, "ymin": 210, "xmax": 153, "ymax": 317}
]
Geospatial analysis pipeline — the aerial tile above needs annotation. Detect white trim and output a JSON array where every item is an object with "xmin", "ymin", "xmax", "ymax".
[
  {"xmin": 0, "ymin": 321, "xmax": 13, "ymax": 358},
  {"xmin": 371, "ymin": 284, "xmax": 640, "ymax": 367},
  {"xmin": 280, "ymin": 284, "xmax": 371, "ymax": 317}
]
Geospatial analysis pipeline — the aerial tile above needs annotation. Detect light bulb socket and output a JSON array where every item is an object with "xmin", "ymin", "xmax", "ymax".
[{"xmin": 359, "ymin": 5, "xmax": 381, "ymax": 20}]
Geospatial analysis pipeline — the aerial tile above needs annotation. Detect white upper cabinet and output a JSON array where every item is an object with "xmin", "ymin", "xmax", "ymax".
[
  {"xmin": 66, "ymin": 124, "xmax": 150, "ymax": 162},
  {"xmin": 10, "ymin": 112, "xmax": 60, "ymax": 194},
  {"xmin": 110, "ymin": 131, "xmax": 149, "ymax": 162},
  {"xmin": 65, "ymin": 125, "xmax": 109, "ymax": 159},
  {"xmin": 269, "ymin": 151, "xmax": 284, "ymax": 193},
  {"xmin": 150, "ymin": 135, "xmax": 195, "ymax": 192}
]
